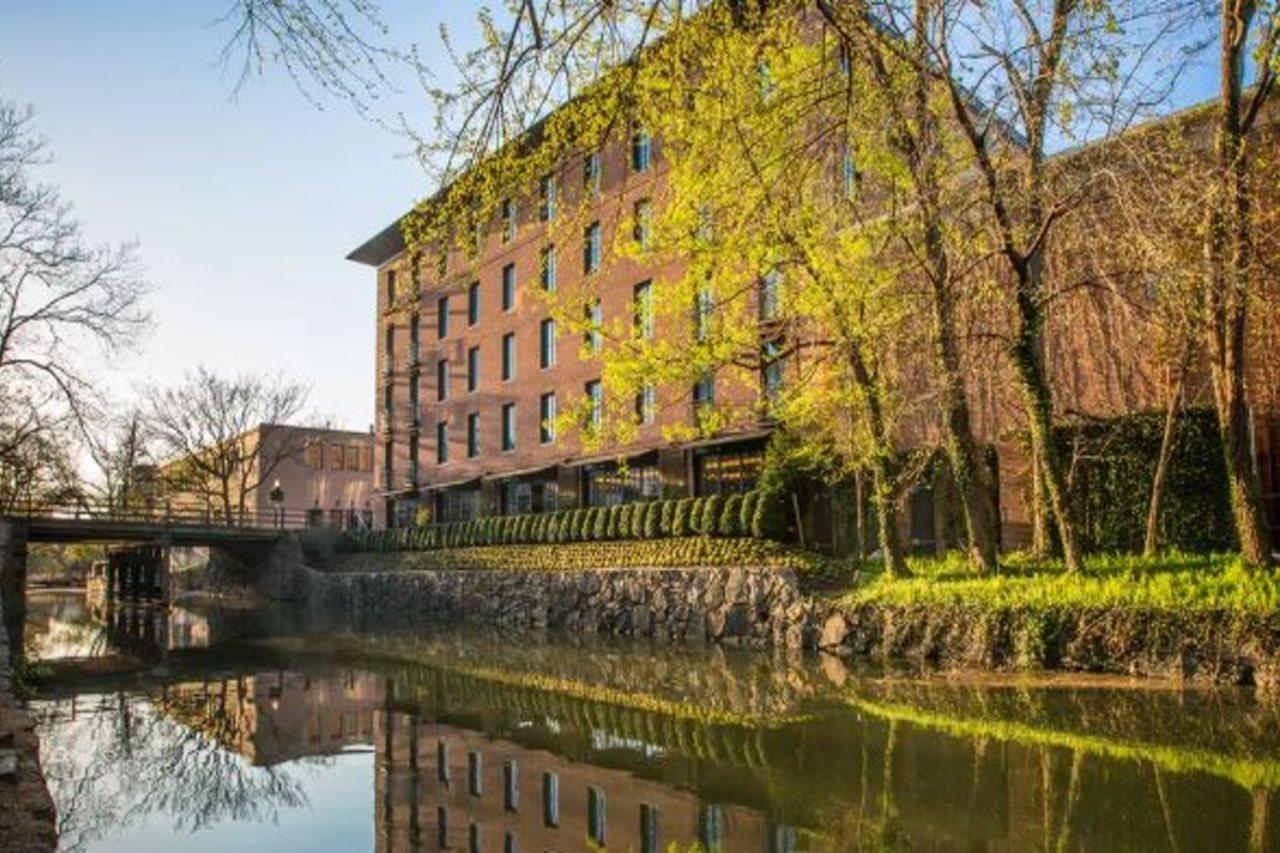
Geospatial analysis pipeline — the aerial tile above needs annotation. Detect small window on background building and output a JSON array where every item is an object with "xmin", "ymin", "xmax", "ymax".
[
  {"xmin": 436, "ymin": 358, "xmax": 448, "ymax": 401},
  {"xmin": 437, "ymin": 807, "xmax": 449, "ymax": 849},
  {"xmin": 383, "ymin": 383, "xmax": 393, "ymax": 418},
  {"xmin": 360, "ymin": 445, "xmax": 373, "ymax": 471},
  {"xmin": 583, "ymin": 221, "xmax": 601, "ymax": 273},
  {"xmin": 503, "ymin": 832, "xmax": 517, "ymax": 853},
  {"xmin": 693, "ymin": 373, "xmax": 715, "ymax": 409},
  {"xmin": 385, "ymin": 268, "xmax": 397, "ymax": 305},
  {"xmin": 468, "ymin": 750, "xmax": 482, "ymax": 796},
  {"xmin": 410, "ymin": 374, "xmax": 420, "ymax": 422},
  {"xmin": 330, "ymin": 444, "xmax": 345, "ymax": 470},
  {"xmin": 585, "ymin": 300, "xmax": 602, "ymax": 353},
  {"xmin": 502, "ymin": 333, "xmax": 516, "ymax": 381},
  {"xmin": 695, "ymin": 287, "xmax": 715, "ymax": 341},
  {"xmin": 585, "ymin": 380, "xmax": 602, "ymax": 431},
  {"xmin": 501, "ymin": 197, "xmax": 517, "ymax": 242},
  {"xmin": 502, "ymin": 403, "xmax": 516, "ymax": 451},
  {"xmin": 636, "ymin": 384, "xmax": 655, "ymax": 425},
  {"xmin": 467, "ymin": 412, "xmax": 480, "ymax": 458},
  {"xmin": 437, "ymin": 295, "xmax": 450, "ymax": 338},
  {"xmin": 502, "ymin": 263, "xmax": 516, "ymax": 311},
  {"xmin": 837, "ymin": 41, "xmax": 852, "ymax": 76},
  {"xmin": 540, "ymin": 245, "xmax": 556, "ymax": 291},
  {"xmin": 503, "ymin": 760, "xmax": 519, "ymax": 811},
  {"xmin": 383, "ymin": 439, "xmax": 393, "ymax": 484},
  {"xmin": 469, "ymin": 823, "xmax": 481, "ymax": 853},
  {"xmin": 633, "ymin": 280, "xmax": 653, "ymax": 338},
  {"xmin": 436, "ymin": 421, "xmax": 449, "ymax": 464},
  {"xmin": 468, "ymin": 281, "xmax": 480, "ymax": 325},
  {"xmin": 409, "ymin": 314, "xmax": 420, "ymax": 363},
  {"xmin": 467, "ymin": 346, "xmax": 480, "ymax": 393},
  {"xmin": 540, "ymin": 318, "xmax": 556, "ymax": 368},
  {"xmin": 763, "ymin": 340, "xmax": 782, "ymax": 404},
  {"xmin": 542, "ymin": 772, "xmax": 560, "ymax": 827},
  {"xmin": 384, "ymin": 324, "xmax": 395, "ymax": 366},
  {"xmin": 640, "ymin": 804, "xmax": 659, "ymax": 853},
  {"xmin": 633, "ymin": 198, "xmax": 652, "ymax": 248},
  {"xmin": 587, "ymin": 786, "xmax": 607, "ymax": 845},
  {"xmin": 760, "ymin": 269, "xmax": 781, "ymax": 320},
  {"xmin": 699, "ymin": 803, "xmax": 724, "ymax": 850},
  {"xmin": 539, "ymin": 174, "xmax": 557, "ymax": 221},
  {"xmin": 305, "ymin": 441, "xmax": 323, "ymax": 468},
  {"xmin": 842, "ymin": 150, "xmax": 858, "ymax": 200},
  {"xmin": 631, "ymin": 129, "xmax": 651, "ymax": 173},
  {"xmin": 437, "ymin": 740, "xmax": 450, "ymax": 782},
  {"xmin": 540, "ymin": 393, "xmax": 556, "ymax": 444},
  {"xmin": 583, "ymin": 150, "xmax": 601, "ymax": 193},
  {"xmin": 408, "ymin": 438, "xmax": 419, "ymax": 483}
]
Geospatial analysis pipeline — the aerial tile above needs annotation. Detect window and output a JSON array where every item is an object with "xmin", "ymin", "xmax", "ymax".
[
  {"xmin": 436, "ymin": 358, "xmax": 448, "ymax": 401},
  {"xmin": 763, "ymin": 340, "xmax": 782, "ymax": 404},
  {"xmin": 758, "ymin": 61, "xmax": 776, "ymax": 100},
  {"xmin": 383, "ymin": 439, "xmax": 393, "ymax": 487},
  {"xmin": 501, "ymin": 197, "xmax": 517, "ymax": 242},
  {"xmin": 540, "ymin": 318, "xmax": 556, "ymax": 368},
  {"xmin": 502, "ymin": 263, "xmax": 516, "ymax": 311},
  {"xmin": 436, "ymin": 420, "xmax": 449, "ymax": 463},
  {"xmin": 696, "ymin": 445, "xmax": 764, "ymax": 495},
  {"xmin": 409, "ymin": 314, "xmax": 420, "ymax": 364},
  {"xmin": 437, "ymin": 740, "xmax": 450, "ymax": 782},
  {"xmin": 503, "ymin": 760, "xmax": 519, "ymax": 811},
  {"xmin": 385, "ymin": 268, "xmax": 396, "ymax": 305},
  {"xmin": 384, "ymin": 324, "xmax": 395, "ymax": 367},
  {"xmin": 408, "ymin": 435, "xmax": 419, "ymax": 484},
  {"xmin": 468, "ymin": 750, "xmax": 482, "ymax": 796},
  {"xmin": 437, "ymin": 295, "xmax": 449, "ymax": 338},
  {"xmin": 502, "ymin": 333, "xmax": 516, "ymax": 381},
  {"xmin": 585, "ymin": 380, "xmax": 602, "ymax": 432},
  {"xmin": 842, "ymin": 150, "xmax": 858, "ymax": 200},
  {"xmin": 502, "ymin": 403, "xmax": 516, "ymax": 451},
  {"xmin": 437, "ymin": 807, "xmax": 449, "ymax": 849},
  {"xmin": 383, "ymin": 382, "xmax": 393, "ymax": 419},
  {"xmin": 695, "ymin": 287, "xmax": 715, "ymax": 341},
  {"xmin": 542, "ymin": 772, "xmax": 560, "ymax": 827},
  {"xmin": 693, "ymin": 373, "xmax": 716, "ymax": 409},
  {"xmin": 585, "ymin": 299, "xmax": 602, "ymax": 353},
  {"xmin": 636, "ymin": 384, "xmax": 655, "ymax": 425},
  {"xmin": 503, "ymin": 832, "xmax": 517, "ymax": 853},
  {"xmin": 304, "ymin": 441, "xmax": 323, "ymax": 468},
  {"xmin": 583, "ymin": 150, "xmax": 600, "ymax": 193},
  {"xmin": 539, "ymin": 392, "xmax": 556, "ymax": 444},
  {"xmin": 633, "ymin": 280, "xmax": 653, "ymax": 338},
  {"xmin": 539, "ymin": 174, "xmax": 557, "ymax": 221},
  {"xmin": 468, "ymin": 281, "xmax": 480, "ymax": 325},
  {"xmin": 587, "ymin": 786, "xmax": 607, "ymax": 845},
  {"xmin": 760, "ymin": 269, "xmax": 781, "ymax": 320},
  {"xmin": 330, "ymin": 444, "xmax": 345, "ymax": 470},
  {"xmin": 699, "ymin": 804, "xmax": 724, "ymax": 851},
  {"xmin": 583, "ymin": 222, "xmax": 601, "ymax": 273},
  {"xmin": 467, "ymin": 346, "xmax": 480, "ymax": 393},
  {"xmin": 631, "ymin": 128, "xmax": 651, "ymax": 172},
  {"xmin": 360, "ymin": 445, "xmax": 373, "ymax": 471},
  {"xmin": 640, "ymin": 804, "xmax": 660, "ymax": 853},
  {"xmin": 633, "ymin": 198, "xmax": 652, "ymax": 248},
  {"xmin": 540, "ymin": 245, "xmax": 556, "ymax": 291},
  {"xmin": 409, "ymin": 374, "xmax": 420, "ymax": 423},
  {"xmin": 467, "ymin": 412, "xmax": 480, "ymax": 458},
  {"xmin": 469, "ymin": 823, "xmax": 481, "ymax": 853},
  {"xmin": 837, "ymin": 41, "xmax": 852, "ymax": 76}
]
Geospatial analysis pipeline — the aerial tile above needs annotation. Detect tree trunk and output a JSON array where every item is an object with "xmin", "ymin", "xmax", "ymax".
[
  {"xmin": 1144, "ymin": 358, "xmax": 1188, "ymax": 557},
  {"xmin": 847, "ymin": 346, "xmax": 910, "ymax": 578}
]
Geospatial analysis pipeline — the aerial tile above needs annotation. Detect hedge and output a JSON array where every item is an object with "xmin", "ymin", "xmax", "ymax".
[{"xmin": 341, "ymin": 489, "xmax": 791, "ymax": 554}]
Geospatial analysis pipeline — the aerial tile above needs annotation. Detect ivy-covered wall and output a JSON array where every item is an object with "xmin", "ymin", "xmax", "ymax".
[{"xmin": 1055, "ymin": 407, "xmax": 1234, "ymax": 553}]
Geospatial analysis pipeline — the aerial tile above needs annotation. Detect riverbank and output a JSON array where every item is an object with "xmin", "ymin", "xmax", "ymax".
[{"xmin": 0, "ymin": 604, "xmax": 57, "ymax": 853}]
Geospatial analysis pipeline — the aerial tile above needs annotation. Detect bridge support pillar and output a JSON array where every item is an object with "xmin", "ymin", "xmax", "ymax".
[{"xmin": 0, "ymin": 518, "xmax": 27, "ymax": 660}]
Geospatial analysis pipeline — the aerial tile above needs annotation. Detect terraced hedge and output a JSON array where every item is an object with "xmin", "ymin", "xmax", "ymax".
[{"xmin": 343, "ymin": 488, "xmax": 790, "ymax": 553}]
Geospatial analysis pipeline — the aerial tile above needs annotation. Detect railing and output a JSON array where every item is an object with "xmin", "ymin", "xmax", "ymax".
[{"xmin": 3, "ymin": 502, "xmax": 312, "ymax": 531}]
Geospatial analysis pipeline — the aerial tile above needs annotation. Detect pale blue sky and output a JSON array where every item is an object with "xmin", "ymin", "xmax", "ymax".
[{"xmin": 0, "ymin": 1, "xmax": 1225, "ymax": 432}]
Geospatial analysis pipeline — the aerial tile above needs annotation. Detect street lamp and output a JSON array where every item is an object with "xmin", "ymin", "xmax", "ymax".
[{"xmin": 268, "ymin": 479, "xmax": 285, "ymax": 529}]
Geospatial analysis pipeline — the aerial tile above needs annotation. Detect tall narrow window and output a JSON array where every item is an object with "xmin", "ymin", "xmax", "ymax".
[
  {"xmin": 503, "ymin": 833, "xmax": 517, "ymax": 853},
  {"xmin": 699, "ymin": 804, "xmax": 724, "ymax": 851},
  {"xmin": 383, "ymin": 439, "xmax": 393, "ymax": 487},
  {"xmin": 585, "ymin": 299, "xmax": 603, "ymax": 353},
  {"xmin": 437, "ymin": 740, "xmax": 450, "ymax": 782},
  {"xmin": 436, "ymin": 421, "xmax": 449, "ymax": 464},
  {"xmin": 633, "ymin": 198, "xmax": 652, "ymax": 249},
  {"xmin": 693, "ymin": 373, "xmax": 715, "ymax": 409},
  {"xmin": 502, "ymin": 403, "xmax": 516, "ymax": 451},
  {"xmin": 636, "ymin": 384, "xmax": 655, "ymax": 425},
  {"xmin": 631, "ymin": 129, "xmax": 651, "ymax": 172},
  {"xmin": 583, "ymin": 221, "xmax": 601, "ymax": 273},
  {"xmin": 540, "ymin": 245, "xmax": 557, "ymax": 291},
  {"xmin": 539, "ymin": 174, "xmax": 557, "ymax": 221},
  {"xmin": 467, "ymin": 412, "xmax": 480, "ymax": 458},
  {"xmin": 409, "ymin": 314, "xmax": 420, "ymax": 364},
  {"xmin": 763, "ymin": 340, "xmax": 782, "ymax": 405},
  {"xmin": 502, "ymin": 333, "xmax": 516, "ymax": 381},
  {"xmin": 502, "ymin": 263, "xmax": 516, "ymax": 311},
  {"xmin": 501, "ymin": 197, "xmax": 517, "ymax": 242},
  {"xmin": 760, "ymin": 269, "xmax": 781, "ymax": 320},
  {"xmin": 837, "ymin": 42, "xmax": 852, "ymax": 76},
  {"xmin": 437, "ymin": 807, "xmax": 449, "ymax": 849},
  {"xmin": 540, "ymin": 318, "xmax": 557, "ymax": 368},
  {"xmin": 539, "ymin": 393, "xmax": 556, "ymax": 444},
  {"xmin": 467, "ymin": 346, "xmax": 480, "ymax": 393},
  {"xmin": 437, "ymin": 295, "xmax": 450, "ymax": 339},
  {"xmin": 842, "ymin": 150, "xmax": 858, "ymax": 200},
  {"xmin": 587, "ymin": 786, "xmax": 607, "ymax": 845},
  {"xmin": 695, "ymin": 287, "xmax": 715, "ymax": 341},
  {"xmin": 384, "ymin": 324, "xmax": 395, "ymax": 369},
  {"xmin": 640, "ymin": 804, "xmax": 660, "ymax": 853},
  {"xmin": 383, "ymin": 382, "xmax": 393, "ymax": 419},
  {"xmin": 633, "ymin": 280, "xmax": 653, "ymax": 338},
  {"xmin": 585, "ymin": 380, "xmax": 602, "ymax": 432},
  {"xmin": 583, "ymin": 151, "xmax": 600, "ymax": 194},
  {"xmin": 467, "ymin": 750, "xmax": 482, "ymax": 796},
  {"xmin": 468, "ymin": 281, "xmax": 480, "ymax": 325},
  {"xmin": 503, "ymin": 760, "xmax": 519, "ymax": 811},
  {"xmin": 542, "ymin": 772, "xmax": 560, "ymax": 827},
  {"xmin": 436, "ymin": 358, "xmax": 448, "ymax": 401},
  {"xmin": 469, "ymin": 823, "xmax": 481, "ymax": 853},
  {"xmin": 385, "ymin": 268, "xmax": 397, "ymax": 306},
  {"xmin": 408, "ymin": 437, "xmax": 418, "ymax": 484},
  {"xmin": 409, "ymin": 374, "xmax": 420, "ymax": 425}
]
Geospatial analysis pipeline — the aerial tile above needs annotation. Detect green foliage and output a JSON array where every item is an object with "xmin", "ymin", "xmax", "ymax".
[
  {"xmin": 1054, "ymin": 408, "xmax": 1233, "ymax": 553},
  {"xmin": 659, "ymin": 500, "xmax": 676, "ymax": 535},
  {"xmin": 720, "ymin": 493, "xmax": 743, "ymax": 537},
  {"xmin": 644, "ymin": 501, "xmax": 662, "ymax": 538},
  {"xmin": 700, "ymin": 494, "xmax": 723, "ymax": 536},
  {"xmin": 739, "ymin": 491, "xmax": 759, "ymax": 534},
  {"xmin": 752, "ymin": 488, "xmax": 788, "ymax": 540},
  {"xmin": 672, "ymin": 498, "xmax": 693, "ymax": 536},
  {"xmin": 592, "ymin": 507, "xmax": 608, "ymax": 540}
]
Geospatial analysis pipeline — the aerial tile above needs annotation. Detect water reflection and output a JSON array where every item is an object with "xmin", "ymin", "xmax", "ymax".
[{"xmin": 26, "ymin": 592, "xmax": 1280, "ymax": 852}]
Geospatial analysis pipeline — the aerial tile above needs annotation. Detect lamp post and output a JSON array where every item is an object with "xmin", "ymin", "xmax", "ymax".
[{"xmin": 268, "ymin": 479, "xmax": 285, "ymax": 529}]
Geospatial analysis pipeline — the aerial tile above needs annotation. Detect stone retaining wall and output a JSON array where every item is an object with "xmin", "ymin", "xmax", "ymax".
[{"xmin": 301, "ymin": 564, "xmax": 818, "ymax": 647}]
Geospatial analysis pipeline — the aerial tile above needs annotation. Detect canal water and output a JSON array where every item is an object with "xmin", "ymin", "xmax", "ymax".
[{"xmin": 23, "ymin": 590, "xmax": 1280, "ymax": 852}]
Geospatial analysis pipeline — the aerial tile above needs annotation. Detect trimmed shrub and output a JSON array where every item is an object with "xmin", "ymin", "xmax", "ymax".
[
  {"xmin": 699, "ymin": 495, "xmax": 722, "ymax": 535},
  {"xmin": 720, "ymin": 493, "xmax": 743, "ymax": 537},
  {"xmin": 752, "ymin": 488, "xmax": 789, "ymax": 540},
  {"xmin": 673, "ymin": 498, "xmax": 693, "ymax": 536},
  {"xmin": 590, "ymin": 507, "xmax": 606, "ymax": 540},
  {"xmin": 630, "ymin": 503, "xmax": 647, "ymax": 538},
  {"xmin": 606, "ymin": 505, "xmax": 623, "ymax": 539},
  {"xmin": 644, "ymin": 501, "xmax": 662, "ymax": 538},
  {"xmin": 659, "ymin": 500, "xmax": 675, "ymax": 536}
]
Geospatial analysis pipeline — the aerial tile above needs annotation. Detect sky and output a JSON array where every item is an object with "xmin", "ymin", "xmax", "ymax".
[
  {"xmin": 0, "ymin": 1, "xmax": 1226, "ymax": 435},
  {"xmin": 0, "ymin": 0, "xmax": 480, "ymax": 432}
]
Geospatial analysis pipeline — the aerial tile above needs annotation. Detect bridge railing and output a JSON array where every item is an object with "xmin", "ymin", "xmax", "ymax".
[{"xmin": 4, "ymin": 502, "xmax": 313, "ymax": 531}]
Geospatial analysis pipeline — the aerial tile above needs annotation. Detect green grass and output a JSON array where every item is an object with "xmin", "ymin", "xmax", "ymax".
[{"xmin": 835, "ymin": 550, "xmax": 1280, "ymax": 615}]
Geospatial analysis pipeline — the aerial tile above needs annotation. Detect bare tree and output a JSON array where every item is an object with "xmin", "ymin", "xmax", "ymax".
[
  {"xmin": 0, "ymin": 93, "xmax": 150, "ymax": 464},
  {"xmin": 86, "ymin": 409, "xmax": 154, "ymax": 514},
  {"xmin": 144, "ymin": 368, "xmax": 310, "ymax": 525}
]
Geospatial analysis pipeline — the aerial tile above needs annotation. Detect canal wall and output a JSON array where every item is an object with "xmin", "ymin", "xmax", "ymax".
[{"xmin": 297, "ymin": 560, "xmax": 819, "ymax": 647}]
